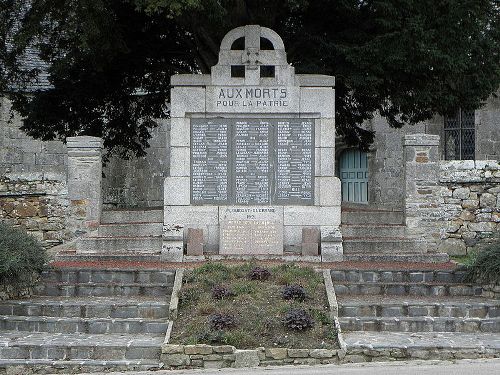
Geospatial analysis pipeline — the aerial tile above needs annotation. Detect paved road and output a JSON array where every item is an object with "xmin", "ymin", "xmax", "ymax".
[{"xmin": 71, "ymin": 359, "xmax": 500, "ymax": 375}]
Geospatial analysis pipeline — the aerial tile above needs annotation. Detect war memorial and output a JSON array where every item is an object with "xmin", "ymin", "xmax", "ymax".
[{"xmin": 0, "ymin": 25, "xmax": 499, "ymax": 373}]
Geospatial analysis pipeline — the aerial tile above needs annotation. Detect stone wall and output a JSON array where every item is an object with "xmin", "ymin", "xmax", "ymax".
[
  {"xmin": 102, "ymin": 120, "xmax": 169, "ymax": 208},
  {"xmin": 437, "ymin": 161, "xmax": 500, "ymax": 254},
  {"xmin": 1, "ymin": 97, "xmax": 168, "ymax": 209},
  {"xmin": 161, "ymin": 344, "xmax": 341, "ymax": 369},
  {"xmin": 0, "ymin": 272, "xmax": 39, "ymax": 301},
  {"xmin": 404, "ymin": 135, "xmax": 500, "ymax": 255},
  {"xmin": 0, "ymin": 98, "xmax": 67, "ymax": 177},
  {"xmin": 0, "ymin": 175, "xmax": 70, "ymax": 247},
  {"xmin": 366, "ymin": 92, "xmax": 500, "ymax": 209}
]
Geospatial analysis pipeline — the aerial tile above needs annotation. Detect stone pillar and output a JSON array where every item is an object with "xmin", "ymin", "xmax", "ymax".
[
  {"xmin": 67, "ymin": 136, "xmax": 103, "ymax": 235},
  {"xmin": 403, "ymin": 134, "xmax": 442, "ymax": 252}
]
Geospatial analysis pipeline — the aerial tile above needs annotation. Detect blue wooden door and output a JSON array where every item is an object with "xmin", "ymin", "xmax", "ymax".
[{"xmin": 339, "ymin": 149, "xmax": 368, "ymax": 203}]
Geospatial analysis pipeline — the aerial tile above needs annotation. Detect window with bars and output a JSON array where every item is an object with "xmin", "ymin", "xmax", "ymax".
[{"xmin": 444, "ymin": 109, "xmax": 475, "ymax": 160}]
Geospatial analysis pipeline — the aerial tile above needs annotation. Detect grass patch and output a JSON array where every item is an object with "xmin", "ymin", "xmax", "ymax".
[{"xmin": 170, "ymin": 262, "xmax": 337, "ymax": 349}]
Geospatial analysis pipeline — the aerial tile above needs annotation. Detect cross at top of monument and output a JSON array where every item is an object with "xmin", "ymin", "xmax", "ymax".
[{"xmin": 212, "ymin": 25, "xmax": 295, "ymax": 86}]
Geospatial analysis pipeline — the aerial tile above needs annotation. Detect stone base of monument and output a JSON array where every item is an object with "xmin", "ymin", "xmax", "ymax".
[
  {"xmin": 183, "ymin": 253, "xmax": 322, "ymax": 263},
  {"xmin": 321, "ymin": 243, "xmax": 344, "ymax": 262},
  {"xmin": 161, "ymin": 241, "xmax": 184, "ymax": 262}
]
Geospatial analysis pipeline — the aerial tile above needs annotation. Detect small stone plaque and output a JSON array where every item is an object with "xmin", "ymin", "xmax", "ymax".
[{"xmin": 219, "ymin": 207, "xmax": 283, "ymax": 254}]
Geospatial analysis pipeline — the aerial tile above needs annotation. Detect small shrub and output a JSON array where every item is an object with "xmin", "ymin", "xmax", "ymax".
[
  {"xmin": 283, "ymin": 308, "xmax": 314, "ymax": 331},
  {"xmin": 282, "ymin": 284, "xmax": 307, "ymax": 301},
  {"xmin": 0, "ymin": 223, "xmax": 47, "ymax": 284},
  {"xmin": 248, "ymin": 266, "xmax": 271, "ymax": 281},
  {"xmin": 209, "ymin": 313, "xmax": 237, "ymax": 330},
  {"xmin": 464, "ymin": 236, "xmax": 500, "ymax": 284},
  {"xmin": 211, "ymin": 285, "xmax": 234, "ymax": 300}
]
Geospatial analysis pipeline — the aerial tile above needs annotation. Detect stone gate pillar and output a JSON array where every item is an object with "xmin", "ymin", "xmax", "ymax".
[
  {"xmin": 67, "ymin": 136, "xmax": 103, "ymax": 235},
  {"xmin": 403, "ymin": 134, "xmax": 441, "ymax": 252}
]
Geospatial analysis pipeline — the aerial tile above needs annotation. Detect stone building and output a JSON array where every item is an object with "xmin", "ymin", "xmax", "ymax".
[{"xmin": 1, "ymin": 25, "xmax": 499, "ymax": 260}]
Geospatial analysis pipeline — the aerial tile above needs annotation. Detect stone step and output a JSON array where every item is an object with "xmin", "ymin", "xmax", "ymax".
[
  {"xmin": 334, "ymin": 282, "xmax": 483, "ymax": 297},
  {"xmin": 341, "ymin": 224, "xmax": 406, "ymax": 237},
  {"xmin": 0, "ymin": 315, "xmax": 168, "ymax": 335},
  {"xmin": 0, "ymin": 359, "xmax": 161, "ymax": 372},
  {"xmin": 97, "ymin": 222, "xmax": 163, "ymax": 237},
  {"xmin": 343, "ymin": 238, "xmax": 419, "ymax": 254},
  {"xmin": 101, "ymin": 209, "xmax": 163, "ymax": 224},
  {"xmin": 342, "ymin": 331, "xmax": 500, "ymax": 360},
  {"xmin": 0, "ymin": 331, "xmax": 163, "ymax": 361},
  {"xmin": 41, "ymin": 268, "xmax": 175, "ymax": 285},
  {"xmin": 34, "ymin": 283, "xmax": 172, "ymax": 298},
  {"xmin": 339, "ymin": 316, "xmax": 500, "ymax": 333},
  {"xmin": 76, "ymin": 236, "xmax": 162, "ymax": 253},
  {"xmin": 338, "ymin": 298, "xmax": 499, "ymax": 319},
  {"xmin": 342, "ymin": 253, "xmax": 450, "ymax": 263},
  {"xmin": 54, "ymin": 252, "xmax": 164, "ymax": 262},
  {"xmin": 341, "ymin": 209, "xmax": 405, "ymax": 225},
  {"xmin": 331, "ymin": 269, "xmax": 467, "ymax": 284},
  {"xmin": 0, "ymin": 297, "xmax": 169, "ymax": 319}
]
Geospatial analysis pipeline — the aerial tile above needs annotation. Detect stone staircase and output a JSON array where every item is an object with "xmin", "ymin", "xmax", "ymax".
[
  {"xmin": 62, "ymin": 208, "xmax": 164, "ymax": 261},
  {"xmin": 0, "ymin": 267, "xmax": 174, "ymax": 373},
  {"xmin": 341, "ymin": 205, "xmax": 448, "ymax": 262},
  {"xmin": 332, "ymin": 269, "xmax": 500, "ymax": 360}
]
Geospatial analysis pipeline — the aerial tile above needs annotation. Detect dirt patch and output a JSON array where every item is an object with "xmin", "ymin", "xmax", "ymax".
[{"xmin": 170, "ymin": 262, "xmax": 338, "ymax": 349}]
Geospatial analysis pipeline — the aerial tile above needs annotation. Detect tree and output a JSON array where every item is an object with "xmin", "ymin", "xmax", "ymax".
[{"xmin": 1, "ymin": 0, "xmax": 499, "ymax": 158}]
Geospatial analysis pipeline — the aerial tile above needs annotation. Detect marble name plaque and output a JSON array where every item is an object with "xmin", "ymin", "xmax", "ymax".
[{"xmin": 219, "ymin": 207, "xmax": 284, "ymax": 255}]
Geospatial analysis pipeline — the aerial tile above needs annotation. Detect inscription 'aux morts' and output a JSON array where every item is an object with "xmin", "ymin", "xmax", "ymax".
[{"xmin": 216, "ymin": 87, "xmax": 289, "ymax": 108}]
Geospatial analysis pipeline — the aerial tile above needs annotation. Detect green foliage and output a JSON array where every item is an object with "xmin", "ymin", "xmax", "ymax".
[
  {"xmin": 464, "ymin": 235, "xmax": 500, "ymax": 284},
  {"xmin": 187, "ymin": 262, "xmax": 232, "ymax": 287},
  {"xmin": 231, "ymin": 280, "xmax": 257, "ymax": 296},
  {"xmin": 2, "ymin": 1, "xmax": 498, "ymax": 155},
  {"xmin": 178, "ymin": 284, "xmax": 201, "ymax": 307},
  {"xmin": 0, "ymin": 222, "xmax": 47, "ymax": 284}
]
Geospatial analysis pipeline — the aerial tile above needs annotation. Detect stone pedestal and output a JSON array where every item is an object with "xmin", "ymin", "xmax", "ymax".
[
  {"xmin": 321, "ymin": 226, "xmax": 343, "ymax": 262},
  {"xmin": 67, "ymin": 136, "xmax": 103, "ymax": 236}
]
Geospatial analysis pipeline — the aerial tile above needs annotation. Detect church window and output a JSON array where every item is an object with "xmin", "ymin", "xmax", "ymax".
[{"xmin": 444, "ymin": 109, "xmax": 475, "ymax": 160}]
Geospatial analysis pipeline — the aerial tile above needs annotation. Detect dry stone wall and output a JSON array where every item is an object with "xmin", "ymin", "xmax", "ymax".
[
  {"xmin": 0, "ymin": 175, "xmax": 70, "ymax": 247},
  {"xmin": 437, "ymin": 161, "xmax": 500, "ymax": 254},
  {"xmin": 404, "ymin": 135, "xmax": 500, "ymax": 256},
  {"xmin": 161, "ymin": 344, "xmax": 341, "ymax": 369}
]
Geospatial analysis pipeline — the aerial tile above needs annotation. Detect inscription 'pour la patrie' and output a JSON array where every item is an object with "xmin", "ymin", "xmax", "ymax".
[{"xmin": 217, "ymin": 87, "xmax": 289, "ymax": 107}]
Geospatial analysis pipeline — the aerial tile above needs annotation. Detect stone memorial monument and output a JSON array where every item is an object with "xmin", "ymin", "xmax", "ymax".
[{"xmin": 163, "ymin": 25, "xmax": 342, "ymax": 261}]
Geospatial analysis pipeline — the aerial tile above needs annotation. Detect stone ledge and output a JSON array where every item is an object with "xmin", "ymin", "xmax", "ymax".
[{"xmin": 161, "ymin": 344, "xmax": 340, "ymax": 369}]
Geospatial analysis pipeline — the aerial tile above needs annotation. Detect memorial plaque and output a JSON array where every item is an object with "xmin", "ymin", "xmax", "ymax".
[
  {"xmin": 275, "ymin": 119, "xmax": 314, "ymax": 204},
  {"xmin": 190, "ymin": 118, "xmax": 314, "ymax": 205},
  {"xmin": 191, "ymin": 119, "xmax": 229, "ymax": 204},
  {"xmin": 234, "ymin": 120, "xmax": 270, "ymax": 204},
  {"xmin": 219, "ymin": 207, "xmax": 283, "ymax": 254}
]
